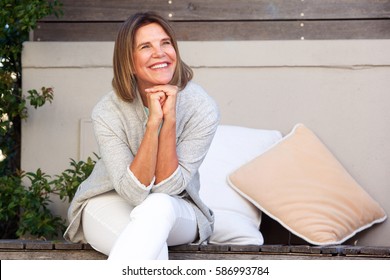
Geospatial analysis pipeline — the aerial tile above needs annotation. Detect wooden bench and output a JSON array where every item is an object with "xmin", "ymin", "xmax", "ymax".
[{"xmin": 1, "ymin": 239, "xmax": 389, "ymax": 260}]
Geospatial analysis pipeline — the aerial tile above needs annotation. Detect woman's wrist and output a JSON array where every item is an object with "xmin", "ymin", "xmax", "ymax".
[
  {"xmin": 163, "ymin": 114, "xmax": 176, "ymax": 124},
  {"xmin": 146, "ymin": 118, "xmax": 162, "ymax": 130}
]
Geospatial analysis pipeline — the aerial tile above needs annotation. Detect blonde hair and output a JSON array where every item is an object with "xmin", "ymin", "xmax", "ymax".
[{"xmin": 112, "ymin": 12, "xmax": 193, "ymax": 102}]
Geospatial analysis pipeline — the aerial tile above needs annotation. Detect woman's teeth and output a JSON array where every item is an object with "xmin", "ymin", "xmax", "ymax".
[{"xmin": 151, "ymin": 63, "xmax": 168, "ymax": 69}]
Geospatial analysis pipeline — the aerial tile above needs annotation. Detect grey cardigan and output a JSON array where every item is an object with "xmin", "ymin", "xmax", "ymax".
[{"xmin": 63, "ymin": 81, "xmax": 220, "ymax": 244}]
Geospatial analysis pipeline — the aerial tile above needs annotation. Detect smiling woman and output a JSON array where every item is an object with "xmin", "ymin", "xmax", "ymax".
[
  {"xmin": 63, "ymin": 12, "xmax": 220, "ymax": 260},
  {"xmin": 133, "ymin": 23, "xmax": 177, "ymax": 104},
  {"xmin": 111, "ymin": 12, "xmax": 193, "ymax": 103}
]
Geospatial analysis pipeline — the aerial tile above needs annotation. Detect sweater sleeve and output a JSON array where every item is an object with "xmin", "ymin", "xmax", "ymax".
[
  {"xmin": 152, "ymin": 87, "xmax": 220, "ymax": 195},
  {"xmin": 91, "ymin": 105, "xmax": 152, "ymax": 207}
]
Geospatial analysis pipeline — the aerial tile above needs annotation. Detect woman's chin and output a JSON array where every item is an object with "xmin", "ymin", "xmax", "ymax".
[{"xmin": 154, "ymin": 78, "xmax": 174, "ymax": 86}]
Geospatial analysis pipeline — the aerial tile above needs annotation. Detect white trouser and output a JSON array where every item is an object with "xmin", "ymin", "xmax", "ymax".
[{"xmin": 82, "ymin": 191, "xmax": 198, "ymax": 260}]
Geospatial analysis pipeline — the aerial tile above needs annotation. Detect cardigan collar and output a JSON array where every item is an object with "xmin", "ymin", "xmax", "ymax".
[{"xmin": 134, "ymin": 88, "xmax": 148, "ymax": 128}]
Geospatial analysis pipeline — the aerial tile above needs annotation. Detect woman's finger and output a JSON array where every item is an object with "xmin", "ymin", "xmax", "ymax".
[{"xmin": 145, "ymin": 85, "xmax": 178, "ymax": 96}]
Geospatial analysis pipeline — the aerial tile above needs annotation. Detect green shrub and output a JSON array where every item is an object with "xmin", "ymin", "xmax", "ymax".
[
  {"xmin": 1, "ymin": 0, "xmax": 64, "ymax": 239},
  {"xmin": 1, "ymin": 0, "xmax": 63, "ymax": 175},
  {"xmin": 0, "ymin": 174, "xmax": 24, "ymax": 238},
  {"xmin": 0, "ymin": 156, "xmax": 97, "ymax": 239}
]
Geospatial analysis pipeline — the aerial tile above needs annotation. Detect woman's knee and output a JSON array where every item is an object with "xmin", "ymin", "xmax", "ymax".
[
  {"xmin": 82, "ymin": 191, "xmax": 133, "ymax": 255},
  {"xmin": 130, "ymin": 193, "xmax": 177, "ymax": 223}
]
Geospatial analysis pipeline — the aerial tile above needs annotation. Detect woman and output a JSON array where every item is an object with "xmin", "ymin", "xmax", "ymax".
[{"xmin": 63, "ymin": 12, "xmax": 220, "ymax": 260}]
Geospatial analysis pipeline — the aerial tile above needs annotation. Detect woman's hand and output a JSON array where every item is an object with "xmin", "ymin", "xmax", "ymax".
[
  {"xmin": 145, "ymin": 85, "xmax": 179, "ymax": 184},
  {"xmin": 145, "ymin": 89, "xmax": 166, "ymax": 126},
  {"xmin": 145, "ymin": 85, "xmax": 178, "ymax": 122}
]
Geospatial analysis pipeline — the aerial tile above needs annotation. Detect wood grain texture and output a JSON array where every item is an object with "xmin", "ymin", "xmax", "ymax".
[
  {"xmin": 33, "ymin": 20, "xmax": 390, "ymax": 41},
  {"xmin": 43, "ymin": 0, "xmax": 390, "ymax": 21},
  {"xmin": 34, "ymin": 0, "xmax": 390, "ymax": 41},
  {"xmin": 1, "ymin": 240, "xmax": 389, "ymax": 260}
]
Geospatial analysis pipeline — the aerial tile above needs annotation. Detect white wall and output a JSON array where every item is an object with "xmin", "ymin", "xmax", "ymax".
[{"xmin": 21, "ymin": 40, "xmax": 390, "ymax": 245}]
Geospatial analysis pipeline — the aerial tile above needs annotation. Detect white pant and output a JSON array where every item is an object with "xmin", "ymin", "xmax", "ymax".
[{"xmin": 82, "ymin": 191, "xmax": 198, "ymax": 260}]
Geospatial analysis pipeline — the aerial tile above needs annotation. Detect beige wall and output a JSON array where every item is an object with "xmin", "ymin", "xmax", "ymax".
[{"xmin": 21, "ymin": 40, "xmax": 390, "ymax": 245}]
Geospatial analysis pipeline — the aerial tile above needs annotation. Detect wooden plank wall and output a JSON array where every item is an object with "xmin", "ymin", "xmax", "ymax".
[{"xmin": 34, "ymin": 0, "xmax": 390, "ymax": 41}]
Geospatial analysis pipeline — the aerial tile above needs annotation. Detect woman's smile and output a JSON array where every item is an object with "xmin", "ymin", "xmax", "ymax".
[{"xmin": 150, "ymin": 62, "xmax": 169, "ymax": 69}]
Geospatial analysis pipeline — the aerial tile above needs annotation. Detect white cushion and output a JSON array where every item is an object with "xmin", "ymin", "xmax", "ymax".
[{"xmin": 199, "ymin": 125, "xmax": 282, "ymax": 245}]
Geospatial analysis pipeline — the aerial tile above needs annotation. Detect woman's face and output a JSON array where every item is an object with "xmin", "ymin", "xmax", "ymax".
[{"xmin": 133, "ymin": 23, "xmax": 177, "ymax": 92}]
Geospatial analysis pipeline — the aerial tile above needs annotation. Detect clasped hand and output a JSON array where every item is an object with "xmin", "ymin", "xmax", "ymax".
[{"xmin": 145, "ymin": 85, "xmax": 178, "ymax": 124}]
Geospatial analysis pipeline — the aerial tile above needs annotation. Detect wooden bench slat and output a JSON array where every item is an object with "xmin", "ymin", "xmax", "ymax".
[
  {"xmin": 169, "ymin": 244, "xmax": 200, "ymax": 252},
  {"xmin": 259, "ymin": 245, "xmax": 290, "ymax": 253},
  {"xmin": 25, "ymin": 241, "xmax": 54, "ymax": 250},
  {"xmin": 54, "ymin": 242, "xmax": 84, "ymax": 250},
  {"xmin": 318, "ymin": 246, "xmax": 344, "ymax": 255},
  {"xmin": 199, "ymin": 244, "xmax": 230, "ymax": 252},
  {"xmin": 1, "ymin": 240, "xmax": 390, "ymax": 260},
  {"xmin": 229, "ymin": 245, "xmax": 261, "ymax": 252},
  {"xmin": 0, "ymin": 240, "xmax": 25, "ymax": 249},
  {"xmin": 360, "ymin": 246, "xmax": 390, "ymax": 256}
]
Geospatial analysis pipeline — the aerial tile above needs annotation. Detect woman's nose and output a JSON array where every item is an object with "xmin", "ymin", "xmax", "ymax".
[{"xmin": 152, "ymin": 46, "xmax": 164, "ymax": 57}]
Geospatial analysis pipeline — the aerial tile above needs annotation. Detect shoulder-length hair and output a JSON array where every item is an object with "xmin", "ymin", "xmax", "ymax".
[{"xmin": 112, "ymin": 11, "xmax": 193, "ymax": 102}]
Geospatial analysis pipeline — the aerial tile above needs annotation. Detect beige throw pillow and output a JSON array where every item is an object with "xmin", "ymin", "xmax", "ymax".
[{"xmin": 227, "ymin": 123, "xmax": 387, "ymax": 245}]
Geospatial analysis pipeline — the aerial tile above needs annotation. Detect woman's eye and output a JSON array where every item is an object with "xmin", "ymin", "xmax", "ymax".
[{"xmin": 162, "ymin": 40, "xmax": 171, "ymax": 45}]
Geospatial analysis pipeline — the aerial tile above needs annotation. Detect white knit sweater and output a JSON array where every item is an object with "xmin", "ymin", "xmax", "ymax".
[{"xmin": 64, "ymin": 81, "xmax": 220, "ymax": 244}]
